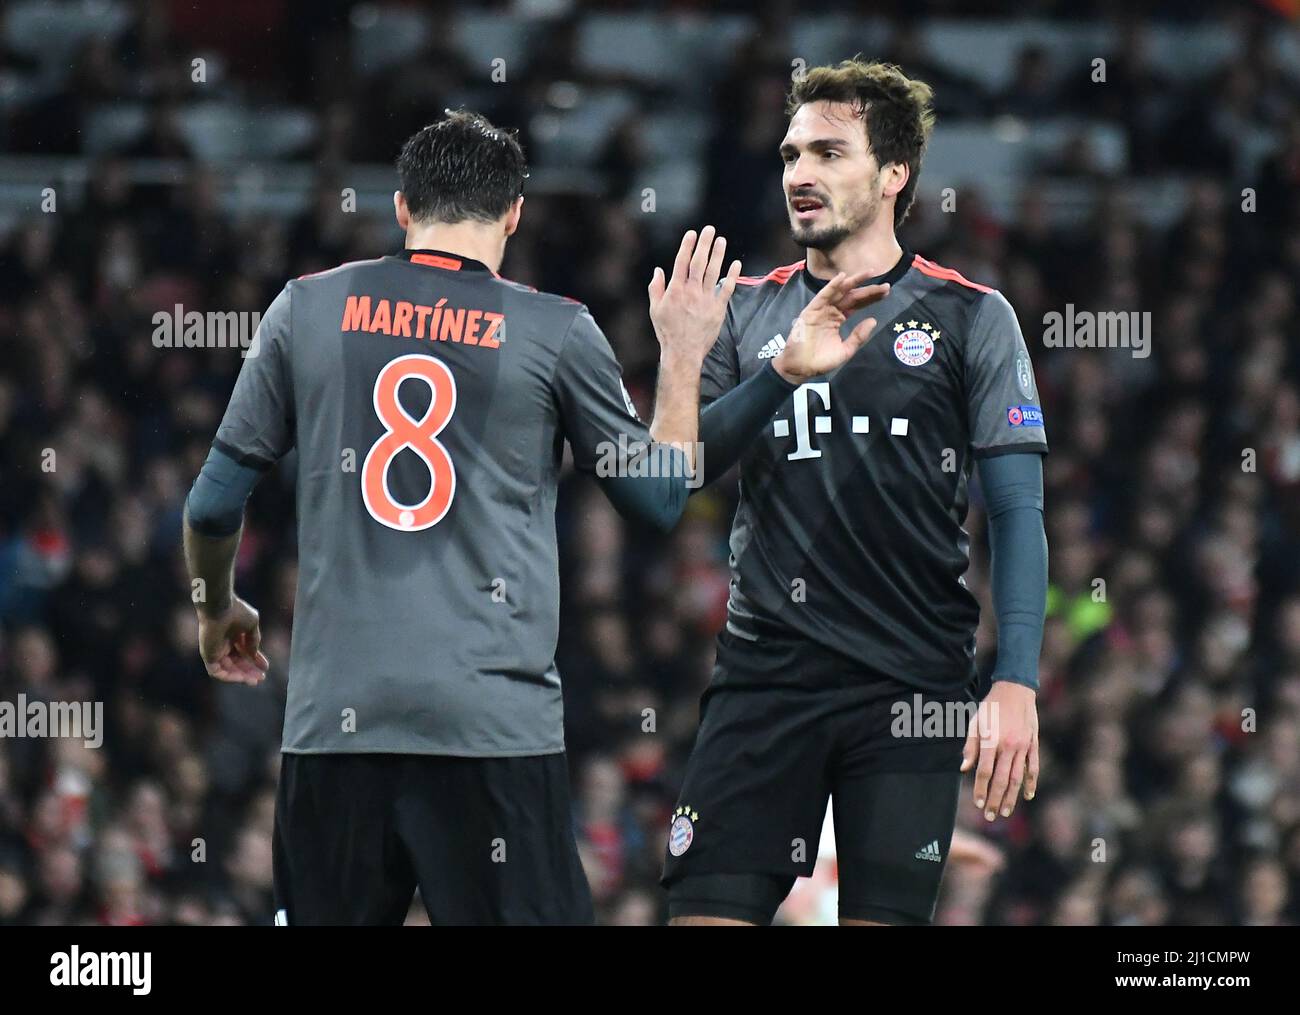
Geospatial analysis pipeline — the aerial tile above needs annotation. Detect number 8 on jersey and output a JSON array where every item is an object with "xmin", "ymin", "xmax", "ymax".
[{"xmin": 362, "ymin": 353, "xmax": 458, "ymax": 531}]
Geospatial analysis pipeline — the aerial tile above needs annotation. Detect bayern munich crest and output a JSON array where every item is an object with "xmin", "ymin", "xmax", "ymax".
[
  {"xmin": 892, "ymin": 320, "xmax": 939, "ymax": 367},
  {"xmin": 668, "ymin": 806, "xmax": 698, "ymax": 857}
]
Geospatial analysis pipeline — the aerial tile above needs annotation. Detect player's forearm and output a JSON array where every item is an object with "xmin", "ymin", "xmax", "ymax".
[
  {"xmin": 183, "ymin": 446, "xmax": 261, "ymax": 615},
  {"xmin": 978, "ymin": 454, "xmax": 1048, "ymax": 690},
  {"xmin": 695, "ymin": 362, "xmax": 798, "ymax": 488},
  {"xmin": 597, "ymin": 457, "xmax": 690, "ymax": 532},
  {"xmin": 183, "ymin": 516, "xmax": 241, "ymax": 616},
  {"xmin": 648, "ymin": 350, "xmax": 705, "ymax": 473},
  {"xmin": 590, "ymin": 352, "xmax": 703, "ymax": 532}
]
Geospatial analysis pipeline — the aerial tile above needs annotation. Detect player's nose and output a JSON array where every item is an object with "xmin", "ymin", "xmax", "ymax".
[{"xmin": 784, "ymin": 155, "xmax": 820, "ymax": 189}]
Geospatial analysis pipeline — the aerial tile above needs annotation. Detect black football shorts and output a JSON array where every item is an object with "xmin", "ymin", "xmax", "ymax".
[
  {"xmin": 273, "ymin": 751, "xmax": 593, "ymax": 925},
  {"xmin": 661, "ymin": 627, "xmax": 969, "ymax": 925}
]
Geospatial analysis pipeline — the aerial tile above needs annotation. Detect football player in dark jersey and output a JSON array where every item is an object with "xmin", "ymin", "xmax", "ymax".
[{"xmin": 661, "ymin": 60, "xmax": 1048, "ymax": 926}]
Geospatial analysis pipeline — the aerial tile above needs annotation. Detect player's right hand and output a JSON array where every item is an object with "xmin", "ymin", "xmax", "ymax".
[
  {"xmin": 772, "ymin": 271, "xmax": 890, "ymax": 383},
  {"xmin": 197, "ymin": 595, "xmax": 270, "ymax": 686},
  {"xmin": 962, "ymin": 680, "xmax": 1040, "ymax": 821},
  {"xmin": 648, "ymin": 225, "xmax": 742, "ymax": 365}
]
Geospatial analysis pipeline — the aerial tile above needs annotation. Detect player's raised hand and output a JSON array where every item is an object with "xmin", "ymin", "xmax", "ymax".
[
  {"xmin": 772, "ymin": 271, "xmax": 890, "ymax": 383},
  {"xmin": 961, "ymin": 681, "xmax": 1040, "ymax": 822},
  {"xmin": 197, "ymin": 594, "xmax": 270, "ymax": 686},
  {"xmin": 648, "ymin": 225, "xmax": 743, "ymax": 365}
]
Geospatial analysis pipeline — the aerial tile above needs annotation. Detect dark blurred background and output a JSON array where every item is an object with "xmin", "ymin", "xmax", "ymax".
[{"xmin": 1, "ymin": 0, "xmax": 1299, "ymax": 926}]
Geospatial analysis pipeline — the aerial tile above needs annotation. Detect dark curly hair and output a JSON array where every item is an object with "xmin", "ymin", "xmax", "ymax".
[{"xmin": 788, "ymin": 59, "xmax": 936, "ymax": 227}]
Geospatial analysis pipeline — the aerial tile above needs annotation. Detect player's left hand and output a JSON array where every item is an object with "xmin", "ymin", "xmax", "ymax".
[
  {"xmin": 773, "ymin": 270, "xmax": 890, "ymax": 383},
  {"xmin": 961, "ymin": 680, "xmax": 1039, "ymax": 821},
  {"xmin": 196, "ymin": 595, "xmax": 270, "ymax": 686}
]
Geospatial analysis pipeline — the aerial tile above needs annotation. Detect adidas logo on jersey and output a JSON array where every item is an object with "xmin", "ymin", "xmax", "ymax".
[
  {"xmin": 914, "ymin": 839, "xmax": 942, "ymax": 863},
  {"xmin": 757, "ymin": 334, "xmax": 786, "ymax": 360}
]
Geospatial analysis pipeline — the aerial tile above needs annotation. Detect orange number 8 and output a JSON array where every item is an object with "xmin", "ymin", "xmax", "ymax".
[{"xmin": 362, "ymin": 354, "xmax": 457, "ymax": 531}]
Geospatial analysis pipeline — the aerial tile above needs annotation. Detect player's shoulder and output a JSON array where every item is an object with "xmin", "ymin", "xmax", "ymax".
[
  {"xmin": 909, "ymin": 252, "xmax": 1017, "ymax": 331},
  {"xmin": 910, "ymin": 253, "xmax": 998, "ymax": 300},
  {"xmin": 727, "ymin": 259, "xmax": 808, "ymax": 326},
  {"xmin": 489, "ymin": 275, "xmax": 595, "ymax": 349},
  {"xmin": 733, "ymin": 260, "xmax": 806, "ymax": 310},
  {"xmin": 736, "ymin": 259, "xmax": 806, "ymax": 290},
  {"xmin": 490, "ymin": 273, "xmax": 585, "ymax": 312},
  {"xmin": 292, "ymin": 256, "xmax": 388, "ymax": 285}
]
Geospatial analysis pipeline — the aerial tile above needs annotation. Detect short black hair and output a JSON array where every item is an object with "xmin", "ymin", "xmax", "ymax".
[{"xmin": 396, "ymin": 110, "xmax": 528, "ymax": 225}]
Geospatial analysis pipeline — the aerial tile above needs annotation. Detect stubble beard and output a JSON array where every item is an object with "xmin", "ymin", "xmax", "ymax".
[{"xmin": 789, "ymin": 180, "xmax": 883, "ymax": 252}]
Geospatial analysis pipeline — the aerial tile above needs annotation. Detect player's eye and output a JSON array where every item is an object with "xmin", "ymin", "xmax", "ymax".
[{"xmin": 823, "ymin": 150, "xmax": 840, "ymax": 160}]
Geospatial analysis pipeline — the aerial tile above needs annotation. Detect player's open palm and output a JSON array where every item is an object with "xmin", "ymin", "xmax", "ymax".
[
  {"xmin": 773, "ymin": 271, "xmax": 890, "ymax": 383},
  {"xmin": 962, "ymin": 680, "xmax": 1040, "ymax": 821},
  {"xmin": 648, "ymin": 225, "xmax": 742, "ymax": 364},
  {"xmin": 197, "ymin": 595, "xmax": 270, "ymax": 686}
]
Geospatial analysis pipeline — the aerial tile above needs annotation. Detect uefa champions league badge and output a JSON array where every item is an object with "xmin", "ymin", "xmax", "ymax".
[
  {"xmin": 669, "ymin": 806, "xmax": 698, "ymax": 856},
  {"xmin": 1007, "ymin": 405, "xmax": 1044, "ymax": 427},
  {"xmin": 892, "ymin": 320, "xmax": 938, "ymax": 366}
]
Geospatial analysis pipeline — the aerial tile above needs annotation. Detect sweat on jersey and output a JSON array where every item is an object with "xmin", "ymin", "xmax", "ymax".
[
  {"xmin": 702, "ymin": 247, "xmax": 1048, "ymax": 694},
  {"xmin": 211, "ymin": 249, "xmax": 661, "ymax": 757}
]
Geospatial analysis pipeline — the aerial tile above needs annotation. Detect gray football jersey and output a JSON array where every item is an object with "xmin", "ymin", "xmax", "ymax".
[
  {"xmin": 213, "ymin": 249, "xmax": 648, "ymax": 756},
  {"xmin": 701, "ymin": 248, "xmax": 1047, "ymax": 692}
]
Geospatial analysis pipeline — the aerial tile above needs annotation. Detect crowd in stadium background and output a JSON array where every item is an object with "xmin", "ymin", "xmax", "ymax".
[{"xmin": 1, "ymin": 0, "xmax": 1299, "ymax": 925}]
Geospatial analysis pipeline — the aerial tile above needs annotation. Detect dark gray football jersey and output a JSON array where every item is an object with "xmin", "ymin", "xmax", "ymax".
[
  {"xmin": 702, "ymin": 248, "xmax": 1047, "ymax": 693},
  {"xmin": 213, "ymin": 249, "xmax": 649, "ymax": 756}
]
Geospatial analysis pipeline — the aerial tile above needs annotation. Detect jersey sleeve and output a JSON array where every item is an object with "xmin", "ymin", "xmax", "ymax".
[
  {"xmin": 699, "ymin": 303, "xmax": 741, "ymax": 407},
  {"xmin": 551, "ymin": 305, "xmax": 654, "ymax": 471},
  {"xmin": 965, "ymin": 290, "xmax": 1048, "ymax": 458},
  {"xmin": 213, "ymin": 284, "xmax": 295, "ymax": 469}
]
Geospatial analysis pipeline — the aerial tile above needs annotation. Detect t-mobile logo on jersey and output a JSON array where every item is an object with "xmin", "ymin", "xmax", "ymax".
[{"xmin": 773, "ymin": 383, "xmax": 910, "ymax": 461}]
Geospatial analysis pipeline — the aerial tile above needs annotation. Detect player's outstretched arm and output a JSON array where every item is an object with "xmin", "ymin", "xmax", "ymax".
[
  {"xmin": 551, "ymin": 228, "xmax": 737, "ymax": 532},
  {"xmin": 646, "ymin": 225, "xmax": 741, "ymax": 476},
  {"xmin": 686, "ymin": 271, "xmax": 892, "ymax": 489}
]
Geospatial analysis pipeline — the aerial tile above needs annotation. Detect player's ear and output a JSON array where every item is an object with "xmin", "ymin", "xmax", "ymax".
[
  {"xmin": 394, "ymin": 191, "xmax": 410, "ymax": 231},
  {"xmin": 882, "ymin": 162, "xmax": 909, "ymax": 200},
  {"xmin": 504, "ymin": 195, "xmax": 523, "ymax": 238}
]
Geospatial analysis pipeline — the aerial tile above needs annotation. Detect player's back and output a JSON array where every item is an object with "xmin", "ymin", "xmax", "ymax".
[{"xmin": 218, "ymin": 249, "xmax": 594, "ymax": 757}]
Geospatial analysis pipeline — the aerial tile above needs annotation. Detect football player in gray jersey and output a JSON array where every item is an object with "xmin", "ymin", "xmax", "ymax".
[{"xmin": 180, "ymin": 110, "xmax": 848, "ymax": 925}]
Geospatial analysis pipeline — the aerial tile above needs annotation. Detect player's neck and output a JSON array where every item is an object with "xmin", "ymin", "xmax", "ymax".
[
  {"xmin": 404, "ymin": 224, "xmax": 506, "ymax": 274},
  {"xmin": 805, "ymin": 226, "xmax": 903, "ymax": 283}
]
